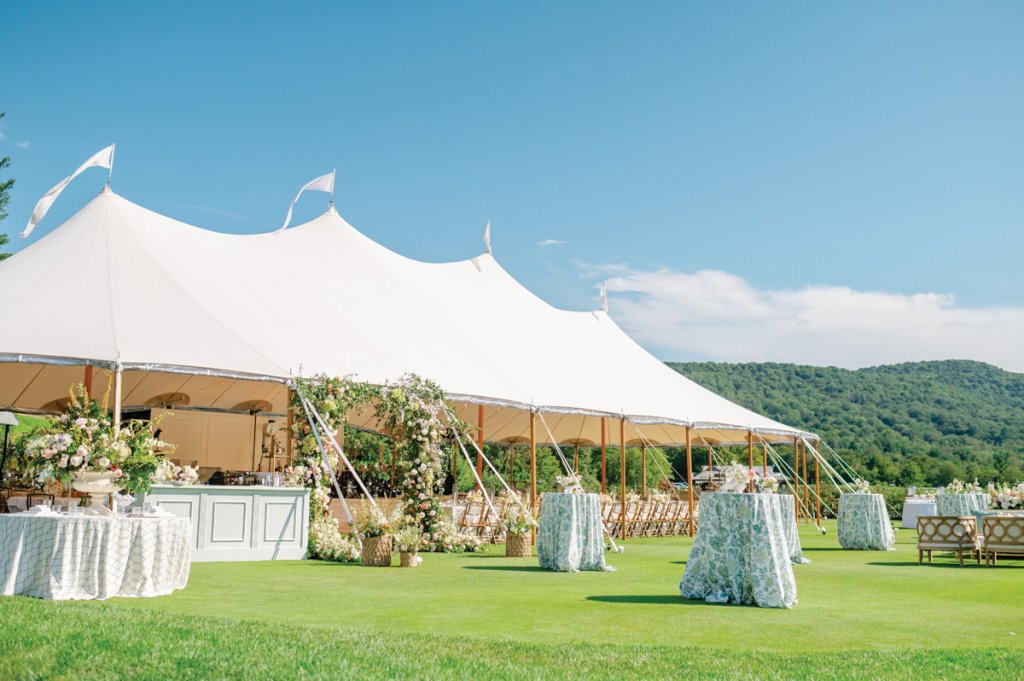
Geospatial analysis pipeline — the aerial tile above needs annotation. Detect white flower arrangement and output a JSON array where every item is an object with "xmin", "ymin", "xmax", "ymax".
[
  {"xmin": 943, "ymin": 479, "xmax": 965, "ymax": 494},
  {"xmin": 991, "ymin": 487, "xmax": 1023, "ymax": 510},
  {"xmin": 852, "ymin": 478, "xmax": 870, "ymax": 494},
  {"xmin": 757, "ymin": 476, "xmax": 779, "ymax": 494},
  {"xmin": 720, "ymin": 461, "xmax": 755, "ymax": 493},
  {"xmin": 393, "ymin": 525, "xmax": 423, "ymax": 554},
  {"xmin": 309, "ymin": 516, "xmax": 360, "ymax": 562},
  {"xmin": 151, "ymin": 459, "xmax": 198, "ymax": 486},
  {"xmin": 556, "ymin": 472, "xmax": 584, "ymax": 493}
]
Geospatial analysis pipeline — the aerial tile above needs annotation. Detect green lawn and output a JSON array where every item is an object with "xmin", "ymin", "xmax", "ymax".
[{"xmin": 2, "ymin": 522, "xmax": 1022, "ymax": 679}]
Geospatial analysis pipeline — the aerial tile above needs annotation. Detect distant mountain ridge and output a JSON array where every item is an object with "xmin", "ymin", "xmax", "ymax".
[{"xmin": 666, "ymin": 360, "xmax": 1024, "ymax": 485}]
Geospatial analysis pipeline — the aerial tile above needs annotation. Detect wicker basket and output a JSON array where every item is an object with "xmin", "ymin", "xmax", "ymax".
[
  {"xmin": 400, "ymin": 551, "xmax": 420, "ymax": 568},
  {"xmin": 361, "ymin": 535, "xmax": 393, "ymax": 567},
  {"xmin": 505, "ymin": 533, "xmax": 532, "ymax": 558}
]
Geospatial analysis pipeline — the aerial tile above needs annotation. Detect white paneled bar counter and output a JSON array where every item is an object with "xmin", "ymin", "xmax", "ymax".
[{"xmin": 145, "ymin": 484, "xmax": 309, "ymax": 562}]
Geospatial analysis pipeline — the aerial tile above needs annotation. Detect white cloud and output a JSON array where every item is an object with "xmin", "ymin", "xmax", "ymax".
[
  {"xmin": 536, "ymin": 238, "xmax": 565, "ymax": 247},
  {"xmin": 12, "ymin": 140, "xmax": 30, "ymax": 149},
  {"xmin": 595, "ymin": 265, "xmax": 1024, "ymax": 372}
]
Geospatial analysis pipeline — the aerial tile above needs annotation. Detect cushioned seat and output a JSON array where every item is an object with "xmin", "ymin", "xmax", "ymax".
[
  {"xmin": 916, "ymin": 516, "xmax": 980, "ymax": 566},
  {"xmin": 982, "ymin": 516, "xmax": 1024, "ymax": 566}
]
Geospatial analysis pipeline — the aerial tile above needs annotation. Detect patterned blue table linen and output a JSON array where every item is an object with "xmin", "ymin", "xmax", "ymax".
[
  {"xmin": 537, "ymin": 493, "xmax": 610, "ymax": 572},
  {"xmin": 837, "ymin": 493, "xmax": 895, "ymax": 551},
  {"xmin": 936, "ymin": 493, "xmax": 990, "ymax": 517},
  {"xmin": 779, "ymin": 496, "xmax": 810, "ymax": 564},
  {"xmin": 679, "ymin": 492, "xmax": 797, "ymax": 608}
]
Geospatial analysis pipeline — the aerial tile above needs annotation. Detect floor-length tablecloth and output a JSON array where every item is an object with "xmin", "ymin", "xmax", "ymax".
[
  {"xmin": 901, "ymin": 498, "xmax": 937, "ymax": 529},
  {"xmin": 680, "ymin": 493, "xmax": 797, "ymax": 608},
  {"xmin": 936, "ymin": 493, "xmax": 990, "ymax": 517},
  {"xmin": 536, "ymin": 493, "xmax": 610, "ymax": 572},
  {"xmin": 0, "ymin": 515, "xmax": 191, "ymax": 600},
  {"xmin": 837, "ymin": 494, "xmax": 895, "ymax": 550},
  {"xmin": 778, "ymin": 497, "xmax": 810, "ymax": 564}
]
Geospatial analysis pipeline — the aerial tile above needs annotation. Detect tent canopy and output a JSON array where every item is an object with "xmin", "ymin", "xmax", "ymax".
[{"xmin": 0, "ymin": 188, "xmax": 814, "ymax": 446}]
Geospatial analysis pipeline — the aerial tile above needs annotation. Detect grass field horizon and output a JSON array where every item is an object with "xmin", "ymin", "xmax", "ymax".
[{"xmin": 3, "ymin": 521, "xmax": 1022, "ymax": 679}]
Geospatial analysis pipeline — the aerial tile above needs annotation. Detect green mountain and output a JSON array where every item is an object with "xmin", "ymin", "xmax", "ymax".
[{"xmin": 667, "ymin": 360, "xmax": 1024, "ymax": 486}]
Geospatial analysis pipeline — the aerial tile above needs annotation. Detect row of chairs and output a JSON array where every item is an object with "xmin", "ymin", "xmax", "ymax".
[
  {"xmin": 457, "ymin": 495, "xmax": 698, "ymax": 542},
  {"xmin": 602, "ymin": 499, "xmax": 697, "ymax": 538},
  {"xmin": 917, "ymin": 514, "xmax": 1024, "ymax": 566}
]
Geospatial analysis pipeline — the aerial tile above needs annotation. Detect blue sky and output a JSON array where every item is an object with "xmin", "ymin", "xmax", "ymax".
[{"xmin": 3, "ymin": 2, "xmax": 1022, "ymax": 370}]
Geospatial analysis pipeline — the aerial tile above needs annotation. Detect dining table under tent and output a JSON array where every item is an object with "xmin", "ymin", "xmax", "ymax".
[{"xmin": 0, "ymin": 161, "xmax": 855, "ymax": 548}]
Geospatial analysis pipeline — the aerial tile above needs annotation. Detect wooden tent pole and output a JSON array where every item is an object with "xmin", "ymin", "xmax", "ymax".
[
  {"xmin": 747, "ymin": 431, "xmax": 754, "ymax": 492},
  {"xmin": 762, "ymin": 442, "xmax": 768, "ymax": 478},
  {"xmin": 707, "ymin": 444, "xmax": 713, "ymax": 488},
  {"xmin": 574, "ymin": 444, "xmax": 579, "ymax": 474},
  {"xmin": 113, "ymin": 363, "xmax": 123, "ymax": 435},
  {"xmin": 619, "ymin": 418, "xmax": 627, "ymax": 541},
  {"xmin": 793, "ymin": 437, "xmax": 800, "ymax": 519},
  {"xmin": 509, "ymin": 445, "xmax": 515, "ymax": 491},
  {"xmin": 285, "ymin": 389, "xmax": 294, "ymax": 466},
  {"xmin": 530, "ymin": 412, "xmax": 537, "ymax": 545},
  {"xmin": 83, "ymin": 365, "xmax": 94, "ymax": 395},
  {"xmin": 600, "ymin": 417, "xmax": 607, "ymax": 494},
  {"xmin": 814, "ymin": 439, "xmax": 822, "ymax": 525},
  {"xmin": 641, "ymin": 442, "xmax": 647, "ymax": 499},
  {"xmin": 476, "ymin": 405, "xmax": 485, "ymax": 492},
  {"xmin": 802, "ymin": 439, "xmax": 809, "ymax": 523},
  {"xmin": 685, "ymin": 426, "xmax": 695, "ymax": 536}
]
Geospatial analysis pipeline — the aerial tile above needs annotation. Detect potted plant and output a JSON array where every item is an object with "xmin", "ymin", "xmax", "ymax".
[
  {"xmin": 356, "ymin": 504, "xmax": 392, "ymax": 567},
  {"xmin": 394, "ymin": 524, "xmax": 423, "ymax": 567},
  {"xmin": 500, "ymin": 498, "xmax": 537, "ymax": 558}
]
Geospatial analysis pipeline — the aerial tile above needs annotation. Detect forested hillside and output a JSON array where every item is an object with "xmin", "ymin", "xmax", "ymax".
[{"xmin": 668, "ymin": 360, "xmax": 1024, "ymax": 485}]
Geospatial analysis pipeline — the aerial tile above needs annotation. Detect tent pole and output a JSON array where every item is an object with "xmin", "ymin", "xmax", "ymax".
[
  {"xmin": 747, "ymin": 431, "xmax": 754, "ymax": 492},
  {"xmin": 619, "ymin": 418, "xmax": 626, "ymax": 541},
  {"xmin": 477, "ymin": 405, "xmax": 485, "ymax": 492},
  {"xmin": 814, "ymin": 440, "xmax": 822, "ymax": 526},
  {"xmin": 83, "ymin": 365, "xmax": 94, "ymax": 396},
  {"xmin": 686, "ymin": 426, "xmax": 695, "ymax": 536},
  {"xmin": 509, "ymin": 445, "xmax": 516, "ymax": 491},
  {"xmin": 112, "ymin": 363, "xmax": 122, "ymax": 435},
  {"xmin": 285, "ymin": 390, "xmax": 294, "ymax": 466},
  {"xmin": 802, "ymin": 439, "xmax": 809, "ymax": 524},
  {"xmin": 707, "ymin": 444, "xmax": 713, "ymax": 489},
  {"xmin": 641, "ymin": 442, "xmax": 647, "ymax": 499},
  {"xmin": 600, "ymin": 416, "xmax": 607, "ymax": 494},
  {"xmin": 793, "ymin": 437, "xmax": 800, "ymax": 519},
  {"xmin": 574, "ymin": 444, "xmax": 579, "ymax": 474},
  {"xmin": 530, "ymin": 412, "xmax": 537, "ymax": 545},
  {"xmin": 451, "ymin": 443, "xmax": 457, "ymax": 502},
  {"xmin": 762, "ymin": 442, "xmax": 768, "ymax": 478}
]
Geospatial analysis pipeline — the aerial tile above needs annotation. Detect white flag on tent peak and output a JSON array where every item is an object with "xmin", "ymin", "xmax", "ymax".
[
  {"xmin": 600, "ymin": 281, "xmax": 608, "ymax": 313},
  {"xmin": 483, "ymin": 220, "xmax": 491, "ymax": 254},
  {"xmin": 277, "ymin": 170, "xmax": 335, "ymax": 233},
  {"xmin": 21, "ymin": 144, "xmax": 115, "ymax": 238}
]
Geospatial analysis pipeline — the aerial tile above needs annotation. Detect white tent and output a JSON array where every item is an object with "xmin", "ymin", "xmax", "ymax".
[{"xmin": 0, "ymin": 188, "xmax": 814, "ymax": 447}]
